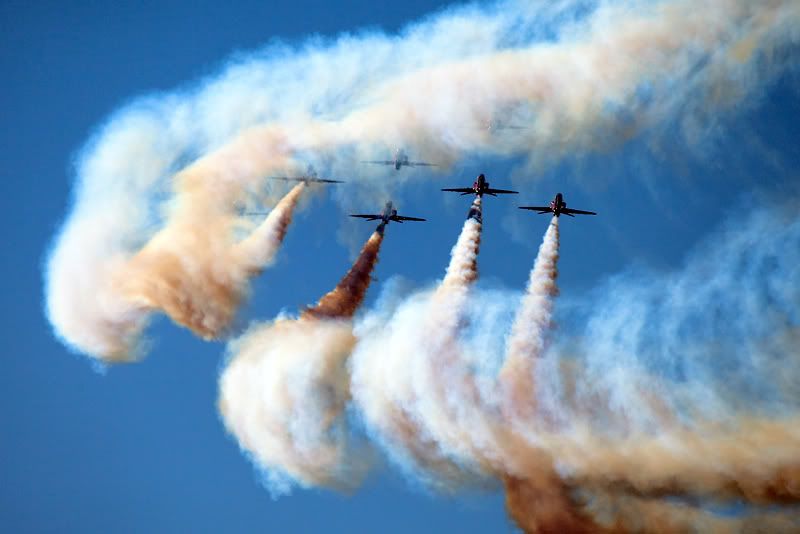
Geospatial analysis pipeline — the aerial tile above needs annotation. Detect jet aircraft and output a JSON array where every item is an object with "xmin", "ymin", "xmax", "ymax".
[
  {"xmin": 350, "ymin": 201, "xmax": 426, "ymax": 225},
  {"xmin": 485, "ymin": 119, "xmax": 526, "ymax": 132},
  {"xmin": 442, "ymin": 173, "xmax": 518, "ymax": 197},
  {"xmin": 268, "ymin": 165, "xmax": 344, "ymax": 184},
  {"xmin": 362, "ymin": 149, "xmax": 437, "ymax": 170},
  {"xmin": 518, "ymin": 193, "xmax": 597, "ymax": 217}
]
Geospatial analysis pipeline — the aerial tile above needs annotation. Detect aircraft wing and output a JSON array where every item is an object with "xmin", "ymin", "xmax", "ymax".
[
  {"xmin": 350, "ymin": 214, "xmax": 382, "ymax": 221},
  {"xmin": 485, "ymin": 188, "xmax": 519, "ymax": 195},
  {"xmin": 391, "ymin": 215, "xmax": 426, "ymax": 222},
  {"xmin": 562, "ymin": 208, "xmax": 597, "ymax": 215},
  {"xmin": 408, "ymin": 161, "xmax": 437, "ymax": 167},
  {"xmin": 441, "ymin": 187, "xmax": 475, "ymax": 194},
  {"xmin": 519, "ymin": 206, "xmax": 552, "ymax": 213},
  {"xmin": 362, "ymin": 160, "xmax": 395, "ymax": 165}
]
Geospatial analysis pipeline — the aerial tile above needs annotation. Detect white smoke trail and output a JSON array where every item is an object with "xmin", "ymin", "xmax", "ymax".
[
  {"xmin": 351, "ymin": 197, "xmax": 492, "ymax": 487},
  {"xmin": 513, "ymin": 201, "xmax": 800, "ymax": 507},
  {"xmin": 352, "ymin": 207, "xmax": 562, "ymax": 483},
  {"xmin": 500, "ymin": 215, "xmax": 559, "ymax": 425},
  {"xmin": 45, "ymin": 0, "xmax": 800, "ymax": 362},
  {"xmin": 352, "ymin": 197, "xmax": 800, "ymax": 529}
]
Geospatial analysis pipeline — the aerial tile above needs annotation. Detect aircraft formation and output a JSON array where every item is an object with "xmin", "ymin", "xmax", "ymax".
[{"xmin": 275, "ymin": 155, "xmax": 597, "ymax": 229}]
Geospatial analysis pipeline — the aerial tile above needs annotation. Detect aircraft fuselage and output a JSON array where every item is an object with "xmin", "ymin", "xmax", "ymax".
[
  {"xmin": 472, "ymin": 174, "xmax": 488, "ymax": 195},
  {"xmin": 551, "ymin": 193, "xmax": 567, "ymax": 216},
  {"xmin": 381, "ymin": 201, "xmax": 396, "ymax": 223},
  {"xmin": 441, "ymin": 173, "xmax": 518, "ymax": 197},
  {"xmin": 394, "ymin": 150, "xmax": 409, "ymax": 170}
]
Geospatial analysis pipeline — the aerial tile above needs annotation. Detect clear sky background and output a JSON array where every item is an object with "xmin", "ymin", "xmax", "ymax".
[{"xmin": 2, "ymin": 1, "xmax": 798, "ymax": 533}]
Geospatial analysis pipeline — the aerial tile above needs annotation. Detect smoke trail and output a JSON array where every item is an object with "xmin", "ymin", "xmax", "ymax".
[
  {"xmin": 303, "ymin": 228, "xmax": 384, "ymax": 320},
  {"xmin": 124, "ymin": 181, "xmax": 306, "ymax": 339},
  {"xmin": 500, "ymin": 215, "xmax": 559, "ymax": 423},
  {"xmin": 351, "ymin": 197, "xmax": 490, "ymax": 487},
  {"xmin": 46, "ymin": 171, "xmax": 305, "ymax": 362},
  {"xmin": 352, "ymin": 202, "xmax": 593, "ymax": 533},
  {"xmin": 218, "ymin": 226, "xmax": 385, "ymax": 492},
  {"xmin": 350, "ymin": 197, "xmax": 800, "ymax": 531},
  {"xmin": 493, "ymin": 216, "xmax": 611, "ymax": 532},
  {"xmin": 519, "ymin": 204, "xmax": 800, "ymax": 510},
  {"xmin": 440, "ymin": 196, "xmax": 483, "ymax": 291},
  {"xmin": 483, "ymin": 203, "xmax": 800, "ymax": 530},
  {"xmin": 45, "ymin": 0, "xmax": 800, "ymax": 362}
]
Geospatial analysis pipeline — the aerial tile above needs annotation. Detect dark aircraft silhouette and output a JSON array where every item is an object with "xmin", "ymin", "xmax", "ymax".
[
  {"xmin": 269, "ymin": 165, "xmax": 344, "ymax": 184},
  {"xmin": 350, "ymin": 201, "xmax": 426, "ymax": 225},
  {"xmin": 442, "ymin": 173, "xmax": 518, "ymax": 197},
  {"xmin": 519, "ymin": 193, "xmax": 597, "ymax": 217},
  {"xmin": 362, "ymin": 149, "xmax": 437, "ymax": 170}
]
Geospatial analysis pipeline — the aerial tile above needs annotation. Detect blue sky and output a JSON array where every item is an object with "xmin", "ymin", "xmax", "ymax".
[{"xmin": 2, "ymin": 1, "xmax": 799, "ymax": 532}]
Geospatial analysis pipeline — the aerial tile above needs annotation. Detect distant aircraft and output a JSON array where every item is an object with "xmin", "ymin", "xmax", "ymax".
[
  {"xmin": 518, "ymin": 193, "xmax": 597, "ymax": 217},
  {"xmin": 362, "ymin": 149, "xmax": 437, "ymax": 170},
  {"xmin": 442, "ymin": 173, "xmax": 519, "ymax": 197},
  {"xmin": 269, "ymin": 165, "xmax": 344, "ymax": 184},
  {"xmin": 350, "ymin": 201, "xmax": 426, "ymax": 225},
  {"xmin": 485, "ymin": 119, "xmax": 526, "ymax": 132}
]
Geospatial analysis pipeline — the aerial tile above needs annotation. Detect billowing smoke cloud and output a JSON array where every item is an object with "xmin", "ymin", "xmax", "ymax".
[
  {"xmin": 350, "ymin": 206, "xmax": 602, "ymax": 530},
  {"xmin": 218, "ymin": 227, "xmax": 384, "ymax": 493},
  {"xmin": 123, "ymin": 181, "xmax": 306, "ymax": 338},
  {"xmin": 46, "ymin": 165, "xmax": 305, "ymax": 362},
  {"xmin": 351, "ymin": 196, "xmax": 490, "ymax": 488},
  {"xmin": 493, "ymin": 217, "xmax": 607, "ymax": 531},
  {"xmin": 349, "ymin": 200, "xmax": 800, "ymax": 531},
  {"xmin": 498, "ymin": 201, "xmax": 800, "ymax": 530},
  {"xmin": 45, "ymin": 0, "xmax": 800, "ymax": 363}
]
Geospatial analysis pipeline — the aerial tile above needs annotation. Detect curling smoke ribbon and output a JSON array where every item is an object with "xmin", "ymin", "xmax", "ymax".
[{"xmin": 45, "ymin": 0, "xmax": 799, "ymax": 362}]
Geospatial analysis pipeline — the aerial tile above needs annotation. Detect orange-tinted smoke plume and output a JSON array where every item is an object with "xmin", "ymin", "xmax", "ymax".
[
  {"xmin": 122, "ymin": 181, "xmax": 305, "ymax": 340},
  {"xmin": 504, "ymin": 474, "xmax": 603, "ymax": 534},
  {"xmin": 302, "ymin": 228, "xmax": 384, "ymax": 320}
]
